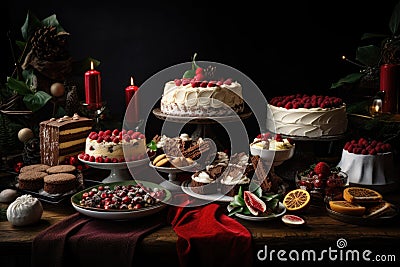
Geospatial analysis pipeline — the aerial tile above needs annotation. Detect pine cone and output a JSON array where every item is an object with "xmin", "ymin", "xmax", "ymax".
[
  {"xmin": 65, "ymin": 86, "xmax": 80, "ymax": 116},
  {"xmin": 30, "ymin": 26, "xmax": 70, "ymax": 61},
  {"xmin": 22, "ymin": 137, "xmax": 41, "ymax": 165}
]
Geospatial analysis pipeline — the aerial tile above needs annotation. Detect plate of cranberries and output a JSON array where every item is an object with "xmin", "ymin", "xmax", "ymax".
[{"xmin": 71, "ymin": 180, "xmax": 171, "ymax": 220}]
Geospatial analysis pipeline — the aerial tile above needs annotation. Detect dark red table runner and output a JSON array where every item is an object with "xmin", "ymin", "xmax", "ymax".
[{"xmin": 32, "ymin": 196, "xmax": 253, "ymax": 267}]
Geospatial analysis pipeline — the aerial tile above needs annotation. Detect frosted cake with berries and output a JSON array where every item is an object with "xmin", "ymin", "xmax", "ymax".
[
  {"xmin": 160, "ymin": 54, "xmax": 244, "ymax": 117},
  {"xmin": 82, "ymin": 129, "xmax": 147, "ymax": 162},
  {"xmin": 266, "ymin": 94, "xmax": 347, "ymax": 137},
  {"xmin": 161, "ymin": 77, "xmax": 244, "ymax": 117},
  {"xmin": 337, "ymin": 137, "xmax": 395, "ymax": 186}
]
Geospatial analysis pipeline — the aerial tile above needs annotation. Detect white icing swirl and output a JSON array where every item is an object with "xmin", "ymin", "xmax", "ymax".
[{"xmin": 192, "ymin": 171, "xmax": 214, "ymax": 183}]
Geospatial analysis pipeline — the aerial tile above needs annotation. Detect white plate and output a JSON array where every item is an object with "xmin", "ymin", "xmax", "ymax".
[
  {"xmin": 71, "ymin": 202, "xmax": 167, "ymax": 220},
  {"xmin": 71, "ymin": 180, "xmax": 171, "ymax": 220},
  {"xmin": 227, "ymin": 202, "xmax": 286, "ymax": 221},
  {"xmin": 181, "ymin": 180, "xmax": 233, "ymax": 202}
]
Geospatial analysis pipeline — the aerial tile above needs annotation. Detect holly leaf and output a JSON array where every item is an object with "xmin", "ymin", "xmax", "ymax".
[
  {"xmin": 228, "ymin": 206, "xmax": 243, "ymax": 217},
  {"xmin": 23, "ymin": 91, "xmax": 52, "ymax": 112},
  {"xmin": 21, "ymin": 10, "xmax": 42, "ymax": 41},
  {"xmin": 229, "ymin": 194, "xmax": 245, "ymax": 207},
  {"xmin": 254, "ymin": 186, "xmax": 262, "ymax": 198},
  {"xmin": 183, "ymin": 69, "xmax": 196, "ymax": 79},
  {"xmin": 6, "ymin": 77, "xmax": 31, "ymax": 95},
  {"xmin": 147, "ymin": 140, "xmax": 158, "ymax": 151},
  {"xmin": 330, "ymin": 73, "xmax": 365, "ymax": 89},
  {"xmin": 42, "ymin": 14, "xmax": 66, "ymax": 33},
  {"xmin": 22, "ymin": 69, "xmax": 37, "ymax": 92}
]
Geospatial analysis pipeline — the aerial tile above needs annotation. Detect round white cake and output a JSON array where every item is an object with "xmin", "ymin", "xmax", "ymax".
[
  {"xmin": 160, "ymin": 78, "xmax": 244, "ymax": 116},
  {"xmin": 83, "ymin": 129, "xmax": 147, "ymax": 162},
  {"xmin": 337, "ymin": 149, "xmax": 395, "ymax": 185},
  {"xmin": 266, "ymin": 94, "xmax": 348, "ymax": 138}
]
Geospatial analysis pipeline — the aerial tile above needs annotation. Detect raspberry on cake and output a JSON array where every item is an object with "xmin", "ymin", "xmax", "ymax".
[
  {"xmin": 266, "ymin": 94, "xmax": 348, "ymax": 137},
  {"xmin": 82, "ymin": 129, "xmax": 147, "ymax": 162}
]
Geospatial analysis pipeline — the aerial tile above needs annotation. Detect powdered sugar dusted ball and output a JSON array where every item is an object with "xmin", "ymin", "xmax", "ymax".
[{"xmin": 7, "ymin": 194, "xmax": 43, "ymax": 226}]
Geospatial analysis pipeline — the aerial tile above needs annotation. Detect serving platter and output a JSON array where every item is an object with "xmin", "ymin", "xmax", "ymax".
[
  {"xmin": 227, "ymin": 202, "xmax": 286, "ymax": 221},
  {"xmin": 71, "ymin": 180, "xmax": 171, "ymax": 220},
  {"xmin": 325, "ymin": 204, "xmax": 399, "ymax": 226},
  {"xmin": 181, "ymin": 180, "xmax": 233, "ymax": 202}
]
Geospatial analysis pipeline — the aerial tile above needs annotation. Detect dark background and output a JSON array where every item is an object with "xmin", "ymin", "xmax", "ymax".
[{"xmin": 3, "ymin": 0, "xmax": 399, "ymax": 124}]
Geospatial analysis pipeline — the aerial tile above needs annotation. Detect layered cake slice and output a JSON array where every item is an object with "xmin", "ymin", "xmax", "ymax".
[{"xmin": 40, "ymin": 114, "xmax": 93, "ymax": 166}]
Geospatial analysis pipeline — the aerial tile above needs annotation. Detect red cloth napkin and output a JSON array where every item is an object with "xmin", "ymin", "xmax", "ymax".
[
  {"xmin": 31, "ymin": 211, "xmax": 165, "ymax": 267},
  {"xmin": 168, "ymin": 195, "xmax": 253, "ymax": 267}
]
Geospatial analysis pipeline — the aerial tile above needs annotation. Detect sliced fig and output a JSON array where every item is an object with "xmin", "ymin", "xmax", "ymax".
[
  {"xmin": 281, "ymin": 214, "xmax": 305, "ymax": 227},
  {"xmin": 244, "ymin": 191, "xmax": 266, "ymax": 216}
]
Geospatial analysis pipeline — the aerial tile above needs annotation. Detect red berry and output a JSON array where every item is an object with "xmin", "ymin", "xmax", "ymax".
[
  {"xmin": 138, "ymin": 134, "xmax": 145, "ymax": 139},
  {"xmin": 314, "ymin": 162, "xmax": 330, "ymax": 177},
  {"xmin": 195, "ymin": 67, "xmax": 203, "ymax": 74},
  {"xmin": 275, "ymin": 134, "xmax": 283, "ymax": 142},
  {"xmin": 83, "ymin": 154, "xmax": 90, "ymax": 161},
  {"xmin": 95, "ymin": 156, "xmax": 104, "ymax": 163},
  {"xmin": 97, "ymin": 137, "xmax": 104, "ymax": 143},
  {"xmin": 313, "ymin": 179, "xmax": 323, "ymax": 188},
  {"xmin": 113, "ymin": 137, "xmax": 120, "ymax": 144},
  {"xmin": 104, "ymin": 130, "xmax": 112, "ymax": 136},
  {"xmin": 200, "ymin": 81, "xmax": 208, "ymax": 87},
  {"xmin": 191, "ymin": 80, "xmax": 201, "ymax": 87},
  {"xmin": 174, "ymin": 79, "xmax": 182, "ymax": 86},
  {"xmin": 104, "ymin": 157, "xmax": 112, "ymax": 163},
  {"xmin": 284, "ymin": 102, "xmax": 293, "ymax": 109},
  {"xmin": 69, "ymin": 156, "xmax": 78, "ymax": 166},
  {"xmin": 112, "ymin": 129, "xmax": 119, "ymax": 136},
  {"xmin": 223, "ymin": 78, "xmax": 232, "ymax": 85},
  {"xmin": 89, "ymin": 156, "xmax": 95, "ymax": 162},
  {"xmin": 127, "ymin": 130, "xmax": 134, "ymax": 136}
]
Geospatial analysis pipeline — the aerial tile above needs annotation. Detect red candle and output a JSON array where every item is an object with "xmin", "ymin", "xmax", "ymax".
[
  {"xmin": 84, "ymin": 61, "xmax": 102, "ymax": 109},
  {"xmin": 380, "ymin": 63, "xmax": 399, "ymax": 113},
  {"xmin": 125, "ymin": 76, "xmax": 140, "ymax": 126},
  {"xmin": 125, "ymin": 76, "xmax": 139, "ymax": 107}
]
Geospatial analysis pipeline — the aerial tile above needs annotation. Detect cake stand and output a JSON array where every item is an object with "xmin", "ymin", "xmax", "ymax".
[
  {"xmin": 152, "ymin": 108, "xmax": 252, "ymax": 140},
  {"xmin": 149, "ymin": 161, "xmax": 198, "ymax": 191},
  {"xmin": 79, "ymin": 158, "xmax": 149, "ymax": 183}
]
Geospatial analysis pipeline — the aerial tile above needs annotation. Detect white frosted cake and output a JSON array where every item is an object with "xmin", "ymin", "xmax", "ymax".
[
  {"xmin": 266, "ymin": 94, "xmax": 347, "ymax": 137},
  {"xmin": 337, "ymin": 138, "xmax": 395, "ymax": 185},
  {"xmin": 160, "ymin": 78, "xmax": 244, "ymax": 116},
  {"xmin": 83, "ymin": 129, "xmax": 146, "ymax": 162}
]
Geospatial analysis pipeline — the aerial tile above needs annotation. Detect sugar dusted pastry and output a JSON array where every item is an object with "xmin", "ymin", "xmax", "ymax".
[{"xmin": 6, "ymin": 194, "xmax": 43, "ymax": 226}]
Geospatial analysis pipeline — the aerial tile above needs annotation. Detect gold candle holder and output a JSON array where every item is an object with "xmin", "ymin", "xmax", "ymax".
[{"xmin": 370, "ymin": 98, "xmax": 383, "ymax": 117}]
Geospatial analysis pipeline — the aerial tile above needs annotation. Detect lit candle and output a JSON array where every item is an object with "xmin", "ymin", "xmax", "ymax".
[
  {"xmin": 370, "ymin": 98, "xmax": 382, "ymax": 117},
  {"xmin": 125, "ymin": 76, "xmax": 139, "ymax": 107},
  {"xmin": 125, "ymin": 76, "xmax": 140, "ymax": 127},
  {"xmin": 380, "ymin": 63, "xmax": 399, "ymax": 113},
  {"xmin": 84, "ymin": 61, "xmax": 102, "ymax": 109}
]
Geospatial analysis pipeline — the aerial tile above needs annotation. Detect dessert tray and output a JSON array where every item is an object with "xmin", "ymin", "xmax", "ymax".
[
  {"xmin": 71, "ymin": 180, "xmax": 171, "ymax": 220},
  {"xmin": 15, "ymin": 171, "xmax": 84, "ymax": 204},
  {"xmin": 227, "ymin": 202, "xmax": 286, "ymax": 221},
  {"xmin": 181, "ymin": 180, "xmax": 233, "ymax": 202},
  {"xmin": 325, "ymin": 204, "xmax": 399, "ymax": 226}
]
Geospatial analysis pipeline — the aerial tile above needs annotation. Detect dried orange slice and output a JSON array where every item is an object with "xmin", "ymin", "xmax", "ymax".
[
  {"xmin": 329, "ymin": 200, "xmax": 366, "ymax": 216},
  {"xmin": 283, "ymin": 189, "xmax": 310, "ymax": 212},
  {"xmin": 343, "ymin": 187, "xmax": 382, "ymax": 203}
]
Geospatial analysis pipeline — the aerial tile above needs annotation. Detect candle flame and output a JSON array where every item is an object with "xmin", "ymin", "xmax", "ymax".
[
  {"xmin": 130, "ymin": 77, "xmax": 134, "ymax": 86},
  {"xmin": 342, "ymin": 55, "xmax": 346, "ymax": 60},
  {"xmin": 90, "ymin": 61, "xmax": 94, "ymax": 70},
  {"xmin": 375, "ymin": 105, "xmax": 380, "ymax": 112}
]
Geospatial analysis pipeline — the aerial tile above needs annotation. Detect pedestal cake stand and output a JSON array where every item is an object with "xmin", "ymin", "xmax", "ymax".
[{"xmin": 79, "ymin": 158, "xmax": 149, "ymax": 183}]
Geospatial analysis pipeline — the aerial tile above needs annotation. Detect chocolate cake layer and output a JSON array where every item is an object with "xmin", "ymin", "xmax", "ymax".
[{"xmin": 40, "ymin": 116, "xmax": 93, "ymax": 166}]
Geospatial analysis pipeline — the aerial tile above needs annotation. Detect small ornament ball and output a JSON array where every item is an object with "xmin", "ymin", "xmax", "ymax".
[
  {"xmin": 18, "ymin": 128, "xmax": 34, "ymax": 143},
  {"xmin": 50, "ymin": 82, "xmax": 65, "ymax": 97}
]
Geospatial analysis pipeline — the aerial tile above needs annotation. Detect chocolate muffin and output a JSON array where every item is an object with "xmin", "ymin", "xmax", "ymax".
[
  {"xmin": 46, "ymin": 164, "xmax": 76, "ymax": 174},
  {"xmin": 43, "ymin": 173, "xmax": 78, "ymax": 194},
  {"xmin": 18, "ymin": 171, "xmax": 47, "ymax": 191},
  {"xmin": 19, "ymin": 164, "xmax": 50, "ymax": 173}
]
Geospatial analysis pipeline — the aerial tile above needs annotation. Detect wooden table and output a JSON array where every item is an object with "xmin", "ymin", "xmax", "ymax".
[{"xmin": 1, "ymin": 172, "xmax": 400, "ymax": 266}]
